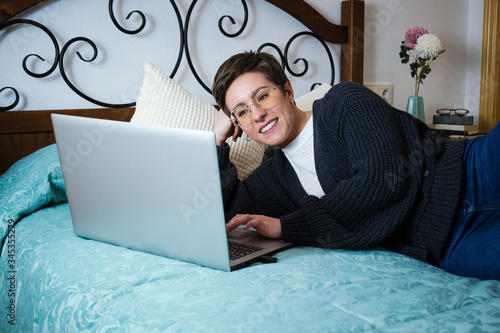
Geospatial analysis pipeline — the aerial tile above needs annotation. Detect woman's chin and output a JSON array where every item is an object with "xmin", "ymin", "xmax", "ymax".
[{"xmin": 259, "ymin": 133, "xmax": 286, "ymax": 147}]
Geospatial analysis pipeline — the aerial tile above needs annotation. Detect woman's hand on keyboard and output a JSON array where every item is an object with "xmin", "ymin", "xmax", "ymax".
[{"xmin": 226, "ymin": 214, "xmax": 282, "ymax": 239}]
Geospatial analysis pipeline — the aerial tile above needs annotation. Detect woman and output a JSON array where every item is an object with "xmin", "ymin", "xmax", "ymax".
[{"xmin": 212, "ymin": 51, "xmax": 500, "ymax": 280}]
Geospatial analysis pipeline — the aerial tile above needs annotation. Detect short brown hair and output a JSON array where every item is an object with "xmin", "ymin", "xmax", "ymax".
[{"xmin": 212, "ymin": 51, "xmax": 288, "ymax": 117}]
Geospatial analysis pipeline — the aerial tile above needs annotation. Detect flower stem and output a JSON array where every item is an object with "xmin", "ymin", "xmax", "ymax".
[{"xmin": 408, "ymin": 50, "xmax": 420, "ymax": 96}]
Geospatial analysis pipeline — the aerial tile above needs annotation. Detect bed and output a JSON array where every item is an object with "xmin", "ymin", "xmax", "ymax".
[{"xmin": 2, "ymin": 1, "xmax": 500, "ymax": 332}]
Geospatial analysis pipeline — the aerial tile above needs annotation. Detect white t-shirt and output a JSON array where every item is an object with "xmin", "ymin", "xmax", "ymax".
[{"xmin": 282, "ymin": 116, "xmax": 325, "ymax": 198}]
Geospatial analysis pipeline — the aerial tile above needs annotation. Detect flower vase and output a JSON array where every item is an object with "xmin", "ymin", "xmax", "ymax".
[{"xmin": 406, "ymin": 96, "xmax": 425, "ymax": 122}]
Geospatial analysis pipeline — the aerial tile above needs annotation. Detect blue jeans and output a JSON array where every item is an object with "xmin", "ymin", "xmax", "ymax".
[{"xmin": 440, "ymin": 122, "xmax": 500, "ymax": 280}]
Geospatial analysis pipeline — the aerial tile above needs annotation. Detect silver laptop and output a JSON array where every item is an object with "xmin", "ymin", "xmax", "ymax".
[{"xmin": 51, "ymin": 114, "xmax": 293, "ymax": 271}]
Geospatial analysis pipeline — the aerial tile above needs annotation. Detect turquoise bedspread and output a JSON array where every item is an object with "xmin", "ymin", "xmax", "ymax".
[{"xmin": 1, "ymin": 145, "xmax": 500, "ymax": 332}]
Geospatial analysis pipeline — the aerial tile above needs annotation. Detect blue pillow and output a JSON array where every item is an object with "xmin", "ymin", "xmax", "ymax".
[{"xmin": 0, "ymin": 144, "xmax": 67, "ymax": 244}]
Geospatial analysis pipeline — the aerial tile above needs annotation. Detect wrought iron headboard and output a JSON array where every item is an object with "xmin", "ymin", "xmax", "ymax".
[{"xmin": 0, "ymin": 0, "xmax": 364, "ymax": 111}]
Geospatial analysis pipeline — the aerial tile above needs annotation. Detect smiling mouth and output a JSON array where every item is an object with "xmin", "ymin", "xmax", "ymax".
[{"xmin": 260, "ymin": 118, "xmax": 278, "ymax": 133}]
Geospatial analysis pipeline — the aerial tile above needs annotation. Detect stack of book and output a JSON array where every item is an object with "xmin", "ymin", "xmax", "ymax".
[
  {"xmin": 427, "ymin": 123, "xmax": 480, "ymax": 136},
  {"xmin": 432, "ymin": 114, "xmax": 473, "ymax": 125}
]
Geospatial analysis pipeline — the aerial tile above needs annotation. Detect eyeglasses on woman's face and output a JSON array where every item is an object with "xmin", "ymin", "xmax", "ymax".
[
  {"xmin": 436, "ymin": 108, "xmax": 469, "ymax": 116},
  {"xmin": 231, "ymin": 86, "xmax": 281, "ymax": 126}
]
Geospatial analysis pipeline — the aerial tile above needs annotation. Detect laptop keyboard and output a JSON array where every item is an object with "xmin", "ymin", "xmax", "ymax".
[{"xmin": 228, "ymin": 241, "xmax": 263, "ymax": 261}]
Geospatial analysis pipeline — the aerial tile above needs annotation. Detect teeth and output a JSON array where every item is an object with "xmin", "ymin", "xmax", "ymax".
[{"xmin": 260, "ymin": 119, "xmax": 277, "ymax": 133}]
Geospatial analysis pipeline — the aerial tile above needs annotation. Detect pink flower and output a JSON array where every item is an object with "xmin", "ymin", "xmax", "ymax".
[{"xmin": 404, "ymin": 26, "xmax": 429, "ymax": 49}]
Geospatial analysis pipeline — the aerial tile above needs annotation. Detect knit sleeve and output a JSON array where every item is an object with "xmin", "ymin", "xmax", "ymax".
[
  {"xmin": 281, "ymin": 83, "xmax": 426, "ymax": 250},
  {"xmin": 217, "ymin": 144, "xmax": 300, "ymax": 222},
  {"xmin": 216, "ymin": 144, "xmax": 240, "ymax": 206}
]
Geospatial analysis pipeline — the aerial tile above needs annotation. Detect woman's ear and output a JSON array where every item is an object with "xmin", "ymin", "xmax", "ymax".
[{"xmin": 284, "ymin": 81, "xmax": 294, "ymax": 104}]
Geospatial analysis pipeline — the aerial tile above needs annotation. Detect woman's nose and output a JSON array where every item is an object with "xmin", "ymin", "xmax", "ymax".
[{"xmin": 251, "ymin": 105, "xmax": 267, "ymax": 122}]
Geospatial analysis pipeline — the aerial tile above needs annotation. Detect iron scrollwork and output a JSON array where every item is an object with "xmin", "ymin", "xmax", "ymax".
[
  {"xmin": 108, "ymin": 0, "xmax": 185, "ymax": 78},
  {"xmin": 0, "ymin": 0, "xmax": 336, "ymax": 111},
  {"xmin": 108, "ymin": 0, "xmax": 147, "ymax": 35},
  {"xmin": 217, "ymin": 0, "xmax": 248, "ymax": 38},
  {"xmin": 57, "ymin": 0, "xmax": 184, "ymax": 108},
  {"xmin": 0, "ymin": 19, "xmax": 60, "ymax": 111},
  {"xmin": 284, "ymin": 31, "xmax": 335, "ymax": 90},
  {"xmin": 184, "ymin": 0, "xmax": 335, "ymax": 94},
  {"xmin": 257, "ymin": 31, "xmax": 335, "ymax": 90},
  {"xmin": 162, "ymin": 0, "xmax": 185, "ymax": 79},
  {"xmin": 0, "ymin": 87, "xmax": 20, "ymax": 112},
  {"xmin": 59, "ymin": 37, "xmax": 137, "ymax": 108}
]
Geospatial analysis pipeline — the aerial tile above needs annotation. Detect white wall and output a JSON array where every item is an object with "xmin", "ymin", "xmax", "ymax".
[
  {"xmin": 464, "ymin": 0, "xmax": 484, "ymax": 120},
  {"xmin": 362, "ymin": 0, "xmax": 483, "ymax": 123},
  {"xmin": 0, "ymin": 0, "xmax": 484, "ymax": 124}
]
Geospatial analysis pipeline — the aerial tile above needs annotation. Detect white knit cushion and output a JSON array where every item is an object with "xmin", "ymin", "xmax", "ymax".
[
  {"xmin": 131, "ymin": 62, "xmax": 266, "ymax": 180},
  {"xmin": 295, "ymin": 83, "xmax": 332, "ymax": 112}
]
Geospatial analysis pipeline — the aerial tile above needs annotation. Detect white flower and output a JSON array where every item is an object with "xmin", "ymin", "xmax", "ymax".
[{"xmin": 414, "ymin": 34, "xmax": 442, "ymax": 59}]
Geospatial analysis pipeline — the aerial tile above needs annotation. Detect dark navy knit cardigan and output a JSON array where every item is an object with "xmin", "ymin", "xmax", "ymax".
[{"xmin": 217, "ymin": 82, "xmax": 466, "ymax": 265}]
